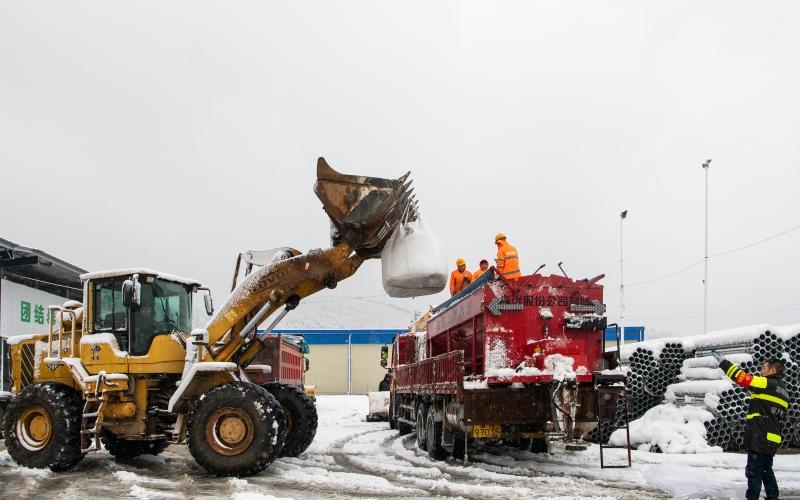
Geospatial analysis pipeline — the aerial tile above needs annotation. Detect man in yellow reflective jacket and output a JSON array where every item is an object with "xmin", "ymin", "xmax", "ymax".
[{"xmin": 713, "ymin": 351, "xmax": 789, "ymax": 500}]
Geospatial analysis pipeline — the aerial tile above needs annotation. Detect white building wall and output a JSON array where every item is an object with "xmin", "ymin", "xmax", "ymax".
[{"xmin": 0, "ymin": 278, "xmax": 72, "ymax": 338}]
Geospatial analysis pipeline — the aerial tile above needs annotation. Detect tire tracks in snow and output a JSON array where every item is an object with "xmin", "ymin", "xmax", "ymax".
[{"xmin": 330, "ymin": 428, "xmax": 615, "ymax": 499}]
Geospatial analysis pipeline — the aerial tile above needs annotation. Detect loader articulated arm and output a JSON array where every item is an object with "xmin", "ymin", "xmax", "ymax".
[{"xmin": 202, "ymin": 157, "xmax": 417, "ymax": 365}]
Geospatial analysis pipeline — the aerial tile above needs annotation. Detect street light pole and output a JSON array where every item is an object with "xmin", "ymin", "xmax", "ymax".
[
  {"xmin": 620, "ymin": 210, "xmax": 627, "ymax": 340},
  {"xmin": 702, "ymin": 159, "xmax": 711, "ymax": 333}
]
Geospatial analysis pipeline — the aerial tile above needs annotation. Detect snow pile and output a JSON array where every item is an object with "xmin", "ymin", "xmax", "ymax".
[
  {"xmin": 544, "ymin": 354, "xmax": 575, "ymax": 381},
  {"xmin": 484, "ymin": 337, "xmax": 509, "ymax": 375},
  {"xmin": 665, "ymin": 379, "xmax": 733, "ymax": 402},
  {"xmin": 682, "ymin": 353, "xmax": 751, "ymax": 369},
  {"xmin": 777, "ymin": 323, "xmax": 800, "ymax": 341},
  {"xmin": 463, "ymin": 378, "xmax": 489, "ymax": 389},
  {"xmin": 4, "ymin": 334, "xmax": 41, "ymax": 346},
  {"xmin": 677, "ymin": 366, "xmax": 725, "ymax": 381},
  {"xmin": 609, "ymin": 404, "xmax": 722, "ymax": 454},
  {"xmin": 413, "ymin": 332, "xmax": 427, "ymax": 363}
]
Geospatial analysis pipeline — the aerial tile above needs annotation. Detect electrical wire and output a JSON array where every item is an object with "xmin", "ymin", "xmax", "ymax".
[
  {"xmin": 710, "ymin": 223, "xmax": 800, "ymax": 259},
  {"xmin": 622, "ymin": 222, "xmax": 800, "ymax": 289},
  {"xmin": 625, "ymin": 260, "xmax": 704, "ymax": 288}
]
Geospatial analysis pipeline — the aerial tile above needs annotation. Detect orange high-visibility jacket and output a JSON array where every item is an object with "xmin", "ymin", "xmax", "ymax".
[
  {"xmin": 495, "ymin": 241, "xmax": 521, "ymax": 279},
  {"xmin": 449, "ymin": 269, "xmax": 473, "ymax": 296},
  {"xmin": 473, "ymin": 268, "xmax": 486, "ymax": 281}
]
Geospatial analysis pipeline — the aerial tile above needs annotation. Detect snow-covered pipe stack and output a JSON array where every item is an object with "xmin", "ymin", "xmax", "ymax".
[
  {"xmin": 667, "ymin": 326, "xmax": 800, "ymax": 451},
  {"xmin": 585, "ymin": 324, "xmax": 800, "ymax": 450}
]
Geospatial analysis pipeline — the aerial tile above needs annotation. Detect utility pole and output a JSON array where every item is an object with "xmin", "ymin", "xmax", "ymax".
[
  {"xmin": 702, "ymin": 159, "xmax": 711, "ymax": 333},
  {"xmin": 620, "ymin": 210, "xmax": 627, "ymax": 340}
]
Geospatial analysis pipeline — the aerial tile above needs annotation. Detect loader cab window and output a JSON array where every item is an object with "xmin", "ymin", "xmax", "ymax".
[
  {"xmin": 131, "ymin": 279, "xmax": 192, "ymax": 356},
  {"xmin": 91, "ymin": 278, "xmax": 129, "ymax": 349}
]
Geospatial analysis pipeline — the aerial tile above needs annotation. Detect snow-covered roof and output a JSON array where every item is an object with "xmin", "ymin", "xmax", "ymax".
[{"xmin": 80, "ymin": 268, "xmax": 202, "ymax": 287}]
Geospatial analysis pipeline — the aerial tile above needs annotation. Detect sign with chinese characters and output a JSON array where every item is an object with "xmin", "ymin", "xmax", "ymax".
[
  {"xmin": 19, "ymin": 300, "xmax": 56, "ymax": 325},
  {"xmin": 1, "ymin": 278, "xmax": 72, "ymax": 338}
]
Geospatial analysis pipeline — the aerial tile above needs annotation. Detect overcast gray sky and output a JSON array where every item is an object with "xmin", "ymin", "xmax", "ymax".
[{"xmin": 2, "ymin": 1, "xmax": 798, "ymax": 336}]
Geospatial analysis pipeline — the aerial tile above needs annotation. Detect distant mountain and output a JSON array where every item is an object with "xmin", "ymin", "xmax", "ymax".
[{"xmin": 279, "ymin": 296, "xmax": 416, "ymax": 330}]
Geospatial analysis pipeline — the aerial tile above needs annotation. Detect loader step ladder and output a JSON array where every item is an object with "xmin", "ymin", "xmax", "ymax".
[{"xmin": 81, "ymin": 398, "xmax": 107, "ymax": 453}]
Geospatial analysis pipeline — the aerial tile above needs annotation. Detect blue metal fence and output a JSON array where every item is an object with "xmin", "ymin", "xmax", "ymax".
[
  {"xmin": 604, "ymin": 326, "xmax": 645, "ymax": 343},
  {"xmin": 264, "ymin": 329, "xmax": 403, "ymax": 345}
]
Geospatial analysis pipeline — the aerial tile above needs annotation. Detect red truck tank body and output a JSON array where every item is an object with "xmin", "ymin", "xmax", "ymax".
[{"xmin": 390, "ymin": 270, "xmax": 608, "ymax": 450}]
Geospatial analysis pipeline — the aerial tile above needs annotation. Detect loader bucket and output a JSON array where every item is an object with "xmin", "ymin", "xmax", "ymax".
[{"xmin": 314, "ymin": 157, "xmax": 417, "ymax": 258}]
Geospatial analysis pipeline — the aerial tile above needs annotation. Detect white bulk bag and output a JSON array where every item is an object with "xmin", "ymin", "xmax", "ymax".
[{"xmin": 381, "ymin": 217, "xmax": 447, "ymax": 298}]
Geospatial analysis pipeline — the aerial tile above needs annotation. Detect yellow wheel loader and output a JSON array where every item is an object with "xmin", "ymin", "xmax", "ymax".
[{"xmin": 0, "ymin": 158, "xmax": 417, "ymax": 476}]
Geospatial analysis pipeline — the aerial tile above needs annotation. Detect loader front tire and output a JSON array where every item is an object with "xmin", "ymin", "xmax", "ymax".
[
  {"xmin": 3, "ymin": 383, "xmax": 84, "ymax": 471},
  {"xmin": 262, "ymin": 382, "xmax": 318, "ymax": 457},
  {"xmin": 101, "ymin": 431, "xmax": 169, "ymax": 459},
  {"xmin": 187, "ymin": 382, "xmax": 285, "ymax": 477}
]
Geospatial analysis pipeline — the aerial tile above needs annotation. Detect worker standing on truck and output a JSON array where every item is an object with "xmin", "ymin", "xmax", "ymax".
[
  {"xmin": 494, "ymin": 233, "xmax": 521, "ymax": 279},
  {"xmin": 449, "ymin": 258, "xmax": 472, "ymax": 296},
  {"xmin": 712, "ymin": 351, "xmax": 790, "ymax": 500},
  {"xmin": 473, "ymin": 259, "xmax": 489, "ymax": 281}
]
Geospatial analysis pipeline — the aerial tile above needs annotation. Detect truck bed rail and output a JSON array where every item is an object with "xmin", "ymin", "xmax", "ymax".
[{"xmin": 395, "ymin": 350, "xmax": 463, "ymax": 395}]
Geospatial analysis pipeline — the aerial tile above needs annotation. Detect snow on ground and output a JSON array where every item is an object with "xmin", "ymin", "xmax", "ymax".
[{"xmin": 1, "ymin": 395, "xmax": 799, "ymax": 499}]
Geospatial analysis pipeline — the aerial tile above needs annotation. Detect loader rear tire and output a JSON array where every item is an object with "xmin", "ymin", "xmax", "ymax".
[
  {"xmin": 2, "ymin": 383, "xmax": 84, "ymax": 471},
  {"xmin": 101, "ymin": 431, "xmax": 169, "ymax": 459},
  {"xmin": 262, "ymin": 382, "xmax": 317, "ymax": 457},
  {"xmin": 187, "ymin": 382, "xmax": 286, "ymax": 477},
  {"xmin": 425, "ymin": 406, "xmax": 447, "ymax": 461}
]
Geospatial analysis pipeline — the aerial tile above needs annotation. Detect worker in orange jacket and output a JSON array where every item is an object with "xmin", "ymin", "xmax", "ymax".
[
  {"xmin": 472, "ymin": 259, "xmax": 489, "ymax": 281},
  {"xmin": 449, "ymin": 258, "xmax": 473, "ymax": 296},
  {"xmin": 494, "ymin": 233, "xmax": 521, "ymax": 279}
]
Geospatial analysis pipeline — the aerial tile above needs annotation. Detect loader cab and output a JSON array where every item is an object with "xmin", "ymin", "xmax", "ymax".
[{"xmin": 82, "ymin": 269, "xmax": 212, "ymax": 356}]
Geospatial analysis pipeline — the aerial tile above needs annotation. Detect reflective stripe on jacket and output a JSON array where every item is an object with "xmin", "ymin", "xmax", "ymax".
[
  {"xmin": 495, "ymin": 241, "xmax": 521, "ymax": 279},
  {"xmin": 449, "ymin": 269, "xmax": 473, "ymax": 296},
  {"xmin": 719, "ymin": 359, "xmax": 790, "ymax": 456}
]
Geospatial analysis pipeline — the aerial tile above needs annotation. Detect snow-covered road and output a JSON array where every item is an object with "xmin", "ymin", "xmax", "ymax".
[{"xmin": 1, "ymin": 395, "xmax": 798, "ymax": 499}]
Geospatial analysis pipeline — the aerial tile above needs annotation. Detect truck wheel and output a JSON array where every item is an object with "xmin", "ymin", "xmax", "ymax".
[
  {"xmin": 415, "ymin": 404, "xmax": 428, "ymax": 451},
  {"xmin": 101, "ymin": 431, "xmax": 169, "ymax": 459},
  {"xmin": 425, "ymin": 407, "xmax": 447, "ymax": 461},
  {"xmin": 262, "ymin": 382, "xmax": 317, "ymax": 457},
  {"xmin": 395, "ymin": 395, "xmax": 412, "ymax": 435},
  {"xmin": 187, "ymin": 382, "xmax": 286, "ymax": 477},
  {"xmin": 2, "ymin": 383, "xmax": 84, "ymax": 471}
]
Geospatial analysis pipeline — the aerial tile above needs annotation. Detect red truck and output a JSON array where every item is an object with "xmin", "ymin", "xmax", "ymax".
[{"xmin": 389, "ymin": 269, "xmax": 610, "ymax": 460}]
